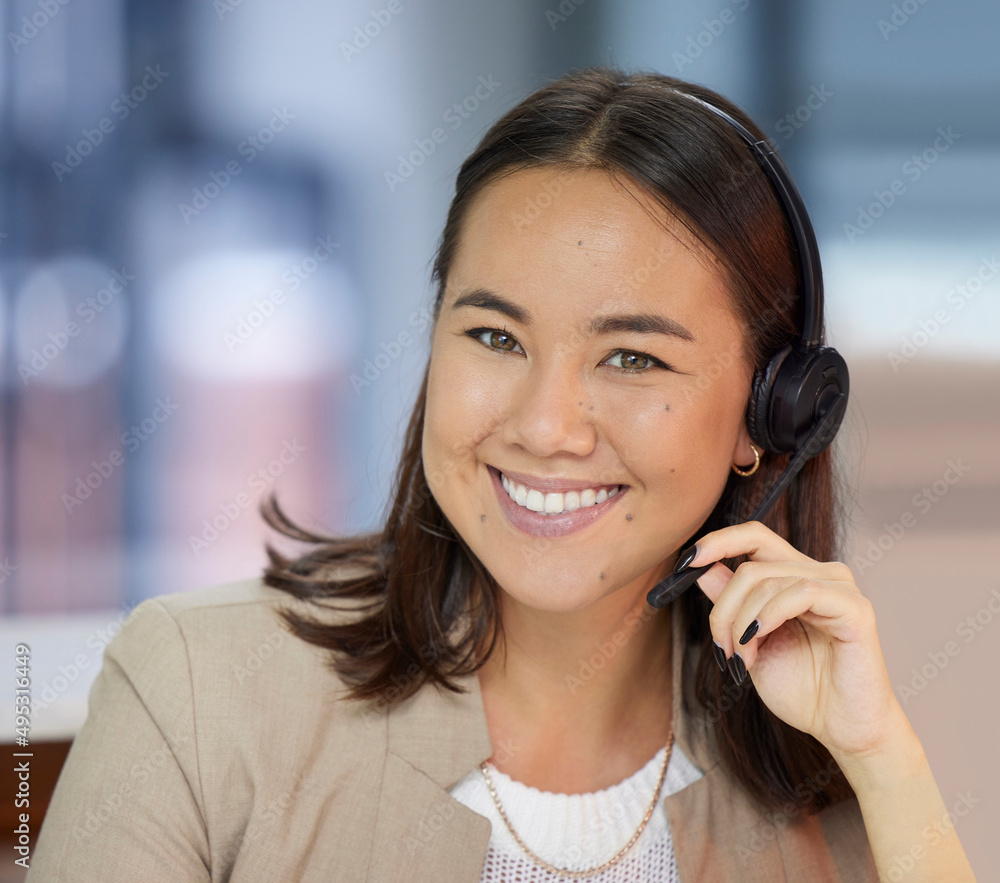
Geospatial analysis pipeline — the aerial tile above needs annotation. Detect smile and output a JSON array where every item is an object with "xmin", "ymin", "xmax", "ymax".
[
  {"xmin": 487, "ymin": 466, "xmax": 628, "ymax": 538},
  {"xmin": 500, "ymin": 472, "xmax": 621, "ymax": 514}
]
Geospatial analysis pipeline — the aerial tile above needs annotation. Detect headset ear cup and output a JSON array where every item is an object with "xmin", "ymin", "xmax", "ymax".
[
  {"xmin": 746, "ymin": 346, "xmax": 792, "ymax": 454},
  {"xmin": 767, "ymin": 346, "xmax": 850, "ymax": 454}
]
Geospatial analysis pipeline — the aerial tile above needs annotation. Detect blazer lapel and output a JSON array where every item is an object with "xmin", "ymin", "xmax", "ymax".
[
  {"xmin": 367, "ymin": 754, "xmax": 491, "ymax": 882},
  {"xmin": 366, "ymin": 670, "xmax": 495, "ymax": 883}
]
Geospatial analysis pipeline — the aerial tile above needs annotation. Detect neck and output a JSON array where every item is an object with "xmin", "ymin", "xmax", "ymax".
[{"xmin": 477, "ymin": 569, "xmax": 675, "ymax": 793}]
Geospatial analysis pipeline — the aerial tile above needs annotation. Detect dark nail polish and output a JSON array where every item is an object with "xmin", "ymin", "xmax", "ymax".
[
  {"xmin": 712, "ymin": 640, "xmax": 728, "ymax": 673},
  {"xmin": 739, "ymin": 619, "xmax": 760, "ymax": 645},
  {"xmin": 674, "ymin": 544, "xmax": 698, "ymax": 573},
  {"xmin": 728, "ymin": 653, "xmax": 747, "ymax": 686}
]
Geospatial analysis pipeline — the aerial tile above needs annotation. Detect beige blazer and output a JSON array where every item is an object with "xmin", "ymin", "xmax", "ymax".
[{"xmin": 28, "ymin": 577, "xmax": 878, "ymax": 882}]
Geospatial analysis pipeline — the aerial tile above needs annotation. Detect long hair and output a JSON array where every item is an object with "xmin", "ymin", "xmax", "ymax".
[{"xmin": 261, "ymin": 66, "xmax": 854, "ymax": 815}]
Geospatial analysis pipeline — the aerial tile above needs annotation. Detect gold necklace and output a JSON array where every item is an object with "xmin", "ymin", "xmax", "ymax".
[{"xmin": 478, "ymin": 725, "xmax": 674, "ymax": 880}]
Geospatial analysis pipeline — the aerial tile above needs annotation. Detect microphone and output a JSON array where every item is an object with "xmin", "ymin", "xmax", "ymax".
[{"xmin": 646, "ymin": 393, "xmax": 847, "ymax": 609}]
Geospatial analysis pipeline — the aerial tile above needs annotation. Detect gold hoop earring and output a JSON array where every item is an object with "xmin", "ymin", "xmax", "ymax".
[{"xmin": 732, "ymin": 444, "xmax": 761, "ymax": 477}]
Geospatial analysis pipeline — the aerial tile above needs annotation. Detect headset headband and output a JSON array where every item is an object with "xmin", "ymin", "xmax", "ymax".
[{"xmin": 676, "ymin": 93, "xmax": 824, "ymax": 348}]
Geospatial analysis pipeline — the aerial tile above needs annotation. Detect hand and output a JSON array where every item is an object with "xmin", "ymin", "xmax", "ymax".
[{"xmin": 690, "ymin": 520, "xmax": 912, "ymax": 762}]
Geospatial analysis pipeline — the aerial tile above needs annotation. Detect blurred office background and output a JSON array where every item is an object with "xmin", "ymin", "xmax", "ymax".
[{"xmin": 1, "ymin": 0, "xmax": 998, "ymax": 876}]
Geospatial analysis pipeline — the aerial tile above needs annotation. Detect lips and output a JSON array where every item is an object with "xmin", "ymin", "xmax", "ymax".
[{"xmin": 487, "ymin": 466, "xmax": 627, "ymax": 538}]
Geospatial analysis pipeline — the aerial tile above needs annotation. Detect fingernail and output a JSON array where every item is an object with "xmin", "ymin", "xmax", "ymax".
[
  {"xmin": 728, "ymin": 653, "xmax": 747, "ymax": 686},
  {"xmin": 712, "ymin": 640, "xmax": 728, "ymax": 673},
  {"xmin": 674, "ymin": 544, "xmax": 698, "ymax": 572},
  {"xmin": 739, "ymin": 619, "xmax": 760, "ymax": 645}
]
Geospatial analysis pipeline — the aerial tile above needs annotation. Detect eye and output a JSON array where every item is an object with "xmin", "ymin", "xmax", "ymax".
[
  {"xmin": 465, "ymin": 327, "xmax": 524, "ymax": 354},
  {"xmin": 603, "ymin": 349, "xmax": 670, "ymax": 374}
]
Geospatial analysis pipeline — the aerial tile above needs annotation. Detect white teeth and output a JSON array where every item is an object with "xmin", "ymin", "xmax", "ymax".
[
  {"xmin": 525, "ymin": 489, "xmax": 545, "ymax": 512},
  {"xmin": 543, "ymin": 493, "xmax": 563, "ymax": 514},
  {"xmin": 499, "ymin": 472, "xmax": 622, "ymax": 515}
]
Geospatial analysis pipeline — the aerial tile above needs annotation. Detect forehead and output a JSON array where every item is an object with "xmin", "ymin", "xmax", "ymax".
[{"xmin": 445, "ymin": 166, "xmax": 736, "ymax": 324}]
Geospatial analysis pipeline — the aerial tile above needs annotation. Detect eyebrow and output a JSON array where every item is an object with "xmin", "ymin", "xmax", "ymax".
[
  {"xmin": 449, "ymin": 287, "xmax": 695, "ymax": 342},
  {"xmin": 451, "ymin": 288, "xmax": 531, "ymax": 324},
  {"xmin": 589, "ymin": 313, "xmax": 694, "ymax": 342}
]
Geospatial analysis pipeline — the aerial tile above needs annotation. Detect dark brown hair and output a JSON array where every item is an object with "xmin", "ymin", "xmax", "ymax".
[{"xmin": 261, "ymin": 66, "xmax": 854, "ymax": 815}]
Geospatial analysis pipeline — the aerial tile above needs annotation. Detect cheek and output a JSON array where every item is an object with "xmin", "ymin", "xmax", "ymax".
[
  {"xmin": 423, "ymin": 360, "xmax": 461, "ymax": 494},
  {"xmin": 422, "ymin": 349, "xmax": 498, "ymax": 491},
  {"xmin": 596, "ymin": 378, "xmax": 744, "ymax": 493}
]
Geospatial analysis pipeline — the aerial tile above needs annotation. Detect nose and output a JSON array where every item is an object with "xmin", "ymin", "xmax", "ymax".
[{"xmin": 500, "ymin": 362, "xmax": 597, "ymax": 458}]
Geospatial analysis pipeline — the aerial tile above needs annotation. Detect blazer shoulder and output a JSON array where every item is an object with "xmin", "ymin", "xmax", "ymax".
[
  {"xmin": 147, "ymin": 575, "xmax": 290, "ymax": 614},
  {"xmin": 117, "ymin": 574, "xmax": 370, "ymax": 648},
  {"xmin": 146, "ymin": 574, "xmax": 359, "ymax": 621},
  {"xmin": 102, "ymin": 576, "xmax": 377, "ymax": 717},
  {"xmin": 103, "ymin": 574, "xmax": 384, "ymax": 782},
  {"xmin": 30, "ymin": 577, "xmax": 390, "ymax": 882}
]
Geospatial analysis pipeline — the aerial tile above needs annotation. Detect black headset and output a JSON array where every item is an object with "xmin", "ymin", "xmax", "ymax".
[
  {"xmin": 689, "ymin": 94, "xmax": 850, "ymax": 455},
  {"xmin": 646, "ymin": 93, "xmax": 850, "ymax": 609}
]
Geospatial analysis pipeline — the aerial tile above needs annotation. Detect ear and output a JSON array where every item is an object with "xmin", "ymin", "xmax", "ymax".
[{"xmin": 731, "ymin": 421, "xmax": 758, "ymax": 470}]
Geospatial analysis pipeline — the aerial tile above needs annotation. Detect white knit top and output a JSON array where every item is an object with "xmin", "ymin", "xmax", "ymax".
[{"xmin": 449, "ymin": 742, "xmax": 704, "ymax": 882}]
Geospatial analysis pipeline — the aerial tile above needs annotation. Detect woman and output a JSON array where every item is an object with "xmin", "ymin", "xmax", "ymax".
[{"xmin": 29, "ymin": 68, "xmax": 976, "ymax": 882}]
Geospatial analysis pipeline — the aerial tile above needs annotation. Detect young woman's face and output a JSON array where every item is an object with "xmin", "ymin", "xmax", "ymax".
[{"xmin": 423, "ymin": 166, "xmax": 756, "ymax": 613}]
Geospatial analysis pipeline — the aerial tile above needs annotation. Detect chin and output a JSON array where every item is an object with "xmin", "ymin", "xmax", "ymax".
[
  {"xmin": 481, "ymin": 554, "xmax": 653, "ymax": 616},
  {"xmin": 496, "ymin": 581, "xmax": 605, "ymax": 614}
]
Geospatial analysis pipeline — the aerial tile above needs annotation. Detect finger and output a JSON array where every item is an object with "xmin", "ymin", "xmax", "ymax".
[
  {"xmin": 694, "ymin": 561, "xmax": 743, "ymax": 678},
  {"xmin": 686, "ymin": 520, "xmax": 814, "ymax": 570},
  {"xmin": 709, "ymin": 560, "xmax": 858, "ymax": 656},
  {"xmin": 733, "ymin": 578, "xmax": 874, "ymax": 673},
  {"xmin": 693, "ymin": 561, "xmax": 733, "ymax": 605}
]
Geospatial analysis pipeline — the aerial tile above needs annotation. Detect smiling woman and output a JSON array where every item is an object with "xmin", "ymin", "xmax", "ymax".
[{"xmin": 27, "ymin": 67, "xmax": 975, "ymax": 883}]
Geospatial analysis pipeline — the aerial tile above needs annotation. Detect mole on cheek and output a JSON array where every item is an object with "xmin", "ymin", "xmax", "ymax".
[
  {"xmin": 625, "ymin": 513, "xmax": 633, "ymax": 521},
  {"xmin": 599, "ymin": 572, "xmax": 605, "ymax": 580},
  {"xmin": 664, "ymin": 404, "xmax": 670, "ymax": 411},
  {"xmin": 481, "ymin": 514, "xmax": 486, "ymax": 522}
]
